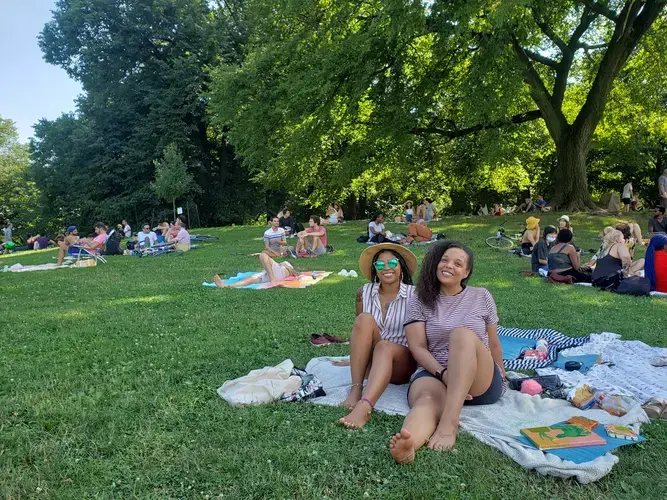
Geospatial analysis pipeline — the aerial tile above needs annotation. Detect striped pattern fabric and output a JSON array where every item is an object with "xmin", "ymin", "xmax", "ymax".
[
  {"xmin": 499, "ymin": 326, "xmax": 591, "ymax": 370},
  {"xmin": 362, "ymin": 282, "xmax": 415, "ymax": 347},
  {"xmin": 263, "ymin": 227, "xmax": 286, "ymax": 251}
]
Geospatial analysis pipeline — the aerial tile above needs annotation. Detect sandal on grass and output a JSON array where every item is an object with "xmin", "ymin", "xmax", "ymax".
[{"xmin": 642, "ymin": 397, "xmax": 667, "ymax": 420}]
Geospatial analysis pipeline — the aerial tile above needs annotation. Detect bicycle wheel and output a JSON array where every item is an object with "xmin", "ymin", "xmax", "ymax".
[
  {"xmin": 485, "ymin": 236, "xmax": 514, "ymax": 250},
  {"xmin": 191, "ymin": 234, "xmax": 218, "ymax": 242}
]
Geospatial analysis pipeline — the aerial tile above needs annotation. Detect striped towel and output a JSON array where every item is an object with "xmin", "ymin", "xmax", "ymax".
[{"xmin": 498, "ymin": 326, "xmax": 590, "ymax": 370}]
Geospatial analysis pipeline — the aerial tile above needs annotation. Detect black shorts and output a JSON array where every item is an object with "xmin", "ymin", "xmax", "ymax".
[
  {"xmin": 622, "ymin": 197, "xmax": 631, "ymax": 205},
  {"xmin": 408, "ymin": 363, "xmax": 505, "ymax": 406}
]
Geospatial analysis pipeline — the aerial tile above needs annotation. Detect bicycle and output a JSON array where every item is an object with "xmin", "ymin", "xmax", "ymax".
[
  {"xmin": 485, "ymin": 221, "xmax": 515, "ymax": 250},
  {"xmin": 190, "ymin": 234, "xmax": 219, "ymax": 242}
]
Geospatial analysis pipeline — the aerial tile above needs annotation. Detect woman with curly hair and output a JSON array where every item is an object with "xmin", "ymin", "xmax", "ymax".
[
  {"xmin": 339, "ymin": 243, "xmax": 418, "ymax": 429},
  {"xmin": 390, "ymin": 241, "xmax": 505, "ymax": 463}
]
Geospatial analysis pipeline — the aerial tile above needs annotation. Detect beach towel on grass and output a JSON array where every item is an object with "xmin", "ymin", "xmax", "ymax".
[
  {"xmin": 498, "ymin": 326, "xmax": 590, "ymax": 370},
  {"xmin": 537, "ymin": 332, "xmax": 667, "ymax": 403},
  {"xmin": 203, "ymin": 271, "xmax": 332, "ymax": 289},
  {"xmin": 306, "ymin": 356, "xmax": 648, "ymax": 484},
  {"xmin": 6, "ymin": 261, "xmax": 96, "ymax": 272}
]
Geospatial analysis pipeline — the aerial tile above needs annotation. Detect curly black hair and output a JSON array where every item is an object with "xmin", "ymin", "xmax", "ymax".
[
  {"xmin": 416, "ymin": 240, "xmax": 474, "ymax": 309},
  {"xmin": 370, "ymin": 249, "xmax": 413, "ymax": 285}
]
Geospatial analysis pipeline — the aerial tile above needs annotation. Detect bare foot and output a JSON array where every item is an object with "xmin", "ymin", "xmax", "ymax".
[
  {"xmin": 339, "ymin": 399, "xmax": 372, "ymax": 429},
  {"xmin": 427, "ymin": 420, "xmax": 458, "ymax": 451},
  {"xmin": 213, "ymin": 275, "xmax": 228, "ymax": 288},
  {"xmin": 390, "ymin": 429, "xmax": 416, "ymax": 464},
  {"xmin": 339, "ymin": 384, "xmax": 362, "ymax": 410}
]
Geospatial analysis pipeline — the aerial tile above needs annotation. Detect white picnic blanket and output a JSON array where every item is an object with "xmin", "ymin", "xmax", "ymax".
[
  {"xmin": 306, "ymin": 356, "xmax": 648, "ymax": 484},
  {"xmin": 537, "ymin": 332, "xmax": 667, "ymax": 403}
]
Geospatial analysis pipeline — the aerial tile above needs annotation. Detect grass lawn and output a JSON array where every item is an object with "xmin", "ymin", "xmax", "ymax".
[{"xmin": 1, "ymin": 213, "xmax": 666, "ymax": 498}]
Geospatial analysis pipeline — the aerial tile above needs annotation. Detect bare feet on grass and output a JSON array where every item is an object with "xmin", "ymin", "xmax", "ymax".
[
  {"xmin": 390, "ymin": 429, "xmax": 416, "ymax": 464},
  {"xmin": 339, "ymin": 399, "xmax": 372, "ymax": 429},
  {"xmin": 339, "ymin": 384, "xmax": 362, "ymax": 410},
  {"xmin": 427, "ymin": 420, "xmax": 458, "ymax": 451},
  {"xmin": 213, "ymin": 275, "xmax": 228, "ymax": 288}
]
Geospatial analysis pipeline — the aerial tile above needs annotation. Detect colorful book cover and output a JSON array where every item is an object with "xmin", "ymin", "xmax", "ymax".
[
  {"xmin": 520, "ymin": 423, "xmax": 607, "ymax": 450},
  {"xmin": 604, "ymin": 424, "xmax": 639, "ymax": 441}
]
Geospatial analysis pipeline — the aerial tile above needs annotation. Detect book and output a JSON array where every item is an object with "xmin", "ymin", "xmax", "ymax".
[
  {"xmin": 604, "ymin": 424, "xmax": 639, "ymax": 441},
  {"xmin": 520, "ymin": 423, "xmax": 607, "ymax": 450}
]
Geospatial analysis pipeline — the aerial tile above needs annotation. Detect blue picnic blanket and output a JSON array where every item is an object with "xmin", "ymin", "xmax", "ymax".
[
  {"xmin": 203, "ymin": 272, "xmax": 262, "ymax": 289},
  {"xmin": 498, "ymin": 326, "xmax": 590, "ymax": 371},
  {"xmin": 517, "ymin": 422, "xmax": 645, "ymax": 464}
]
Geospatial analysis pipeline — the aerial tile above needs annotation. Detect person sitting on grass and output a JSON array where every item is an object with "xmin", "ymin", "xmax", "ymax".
[
  {"xmin": 122, "ymin": 219, "xmax": 132, "ymax": 238},
  {"xmin": 338, "ymin": 243, "xmax": 418, "ymax": 429},
  {"xmin": 616, "ymin": 222, "xmax": 643, "ymax": 256},
  {"xmin": 389, "ymin": 241, "xmax": 505, "ymax": 463},
  {"xmin": 404, "ymin": 201, "xmax": 414, "ymax": 223},
  {"xmin": 423, "ymin": 198, "xmax": 437, "ymax": 222},
  {"xmin": 547, "ymin": 229, "xmax": 591, "ymax": 283},
  {"xmin": 325, "ymin": 203, "xmax": 339, "ymax": 224},
  {"xmin": 406, "ymin": 219, "xmax": 433, "ymax": 244},
  {"xmin": 295, "ymin": 216, "xmax": 327, "ymax": 256},
  {"xmin": 521, "ymin": 216, "xmax": 540, "ymax": 255},
  {"xmin": 137, "ymin": 223, "xmax": 158, "ymax": 248},
  {"xmin": 645, "ymin": 234, "xmax": 667, "ymax": 293},
  {"xmin": 170, "ymin": 219, "xmax": 191, "ymax": 252},
  {"xmin": 76, "ymin": 223, "xmax": 108, "ymax": 251},
  {"xmin": 213, "ymin": 252, "xmax": 297, "ymax": 288},
  {"xmin": 335, "ymin": 203, "xmax": 344, "ymax": 223},
  {"xmin": 263, "ymin": 216, "xmax": 288, "ymax": 257},
  {"xmin": 531, "ymin": 225, "xmax": 557, "ymax": 274},
  {"xmin": 56, "ymin": 226, "xmax": 80, "ymax": 265},
  {"xmin": 648, "ymin": 206, "xmax": 667, "ymax": 236},
  {"xmin": 518, "ymin": 197, "xmax": 536, "ymax": 213},
  {"xmin": 535, "ymin": 195, "xmax": 549, "ymax": 211},
  {"xmin": 368, "ymin": 214, "xmax": 386, "ymax": 243},
  {"xmin": 592, "ymin": 230, "xmax": 645, "ymax": 290},
  {"xmin": 278, "ymin": 209, "xmax": 296, "ymax": 236},
  {"xmin": 557, "ymin": 215, "xmax": 574, "ymax": 235}
]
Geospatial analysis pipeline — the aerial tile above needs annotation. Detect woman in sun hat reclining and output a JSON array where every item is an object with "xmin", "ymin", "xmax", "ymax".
[
  {"xmin": 389, "ymin": 241, "xmax": 505, "ymax": 463},
  {"xmin": 338, "ymin": 243, "xmax": 418, "ymax": 429}
]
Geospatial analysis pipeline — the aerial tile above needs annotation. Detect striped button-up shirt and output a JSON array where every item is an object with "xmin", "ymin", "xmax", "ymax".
[{"xmin": 361, "ymin": 282, "xmax": 415, "ymax": 346}]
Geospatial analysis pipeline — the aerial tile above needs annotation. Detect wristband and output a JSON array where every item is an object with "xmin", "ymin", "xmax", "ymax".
[{"xmin": 435, "ymin": 369, "xmax": 445, "ymax": 382}]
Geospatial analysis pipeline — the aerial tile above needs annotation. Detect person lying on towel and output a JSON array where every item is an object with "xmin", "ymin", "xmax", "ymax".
[
  {"xmin": 390, "ymin": 241, "xmax": 505, "ymax": 464},
  {"xmin": 213, "ymin": 253, "xmax": 297, "ymax": 288},
  {"xmin": 338, "ymin": 243, "xmax": 418, "ymax": 429}
]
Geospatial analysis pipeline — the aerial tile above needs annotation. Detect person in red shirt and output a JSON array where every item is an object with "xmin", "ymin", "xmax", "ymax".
[
  {"xmin": 646, "ymin": 234, "xmax": 667, "ymax": 293},
  {"xmin": 295, "ymin": 216, "xmax": 327, "ymax": 256}
]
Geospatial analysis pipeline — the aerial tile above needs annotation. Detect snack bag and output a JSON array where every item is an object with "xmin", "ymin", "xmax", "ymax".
[{"xmin": 567, "ymin": 383, "xmax": 596, "ymax": 409}]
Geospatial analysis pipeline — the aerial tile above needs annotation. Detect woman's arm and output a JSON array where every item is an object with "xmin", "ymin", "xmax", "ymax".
[
  {"xmin": 355, "ymin": 287, "xmax": 364, "ymax": 316},
  {"xmin": 405, "ymin": 322, "xmax": 442, "ymax": 376},
  {"xmin": 486, "ymin": 324, "xmax": 506, "ymax": 378},
  {"xmin": 569, "ymin": 245, "xmax": 581, "ymax": 269},
  {"xmin": 616, "ymin": 244, "xmax": 633, "ymax": 273}
]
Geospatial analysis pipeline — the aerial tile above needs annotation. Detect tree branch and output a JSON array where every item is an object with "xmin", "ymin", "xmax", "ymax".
[
  {"xmin": 524, "ymin": 49, "xmax": 560, "ymax": 69},
  {"xmin": 574, "ymin": 0, "xmax": 619, "ymax": 21},
  {"xmin": 511, "ymin": 35, "xmax": 568, "ymax": 142},
  {"xmin": 568, "ymin": 6, "xmax": 598, "ymax": 51},
  {"xmin": 411, "ymin": 110, "xmax": 542, "ymax": 140},
  {"xmin": 531, "ymin": 9, "xmax": 569, "ymax": 54},
  {"xmin": 577, "ymin": 42, "xmax": 609, "ymax": 50}
]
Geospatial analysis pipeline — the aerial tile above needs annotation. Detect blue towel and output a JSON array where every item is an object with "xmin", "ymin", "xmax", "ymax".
[
  {"xmin": 499, "ymin": 336, "xmax": 535, "ymax": 361},
  {"xmin": 498, "ymin": 327, "xmax": 591, "ymax": 371},
  {"xmin": 203, "ymin": 272, "xmax": 262, "ymax": 289},
  {"xmin": 551, "ymin": 353, "xmax": 600, "ymax": 374},
  {"xmin": 517, "ymin": 422, "xmax": 645, "ymax": 464}
]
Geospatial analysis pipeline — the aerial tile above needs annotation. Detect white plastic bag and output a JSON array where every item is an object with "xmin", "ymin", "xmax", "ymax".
[{"xmin": 217, "ymin": 359, "xmax": 302, "ymax": 405}]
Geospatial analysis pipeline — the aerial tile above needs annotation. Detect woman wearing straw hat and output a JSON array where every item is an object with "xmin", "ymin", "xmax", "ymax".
[
  {"xmin": 339, "ymin": 243, "xmax": 418, "ymax": 429},
  {"xmin": 404, "ymin": 201, "xmax": 414, "ymax": 223}
]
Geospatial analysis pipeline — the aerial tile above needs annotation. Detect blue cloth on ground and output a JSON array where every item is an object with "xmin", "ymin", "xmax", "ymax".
[
  {"xmin": 517, "ymin": 422, "xmax": 645, "ymax": 464},
  {"xmin": 203, "ymin": 272, "xmax": 262, "ymax": 289},
  {"xmin": 498, "ymin": 326, "xmax": 591, "ymax": 371},
  {"xmin": 551, "ymin": 353, "xmax": 600, "ymax": 374},
  {"xmin": 500, "ymin": 336, "xmax": 535, "ymax": 361}
]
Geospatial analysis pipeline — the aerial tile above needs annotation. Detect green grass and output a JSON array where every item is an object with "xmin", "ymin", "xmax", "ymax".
[{"xmin": 1, "ymin": 213, "xmax": 666, "ymax": 499}]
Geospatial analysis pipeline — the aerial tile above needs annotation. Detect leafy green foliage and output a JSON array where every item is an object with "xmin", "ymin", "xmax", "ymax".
[{"xmin": 152, "ymin": 144, "xmax": 199, "ymax": 220}]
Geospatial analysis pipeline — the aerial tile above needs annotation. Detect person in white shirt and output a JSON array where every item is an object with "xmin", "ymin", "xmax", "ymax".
[
  {"xmin": 263, "ymin": 217, "xmax": 287, "ymax": 257},
  {"xmin": 122, "ymin": 219, "xmax": 132, "ymax": 238},
  {"xmin": 622, "ymin": 180, "xmax": 633, "ymax": 213},
  {"xmin": 136, "ymin": 223, "xmax": 158, "ymax": 248},
  {"xmin": 368, "ymin": 214, "xmax": 386, "ymax": 243}
]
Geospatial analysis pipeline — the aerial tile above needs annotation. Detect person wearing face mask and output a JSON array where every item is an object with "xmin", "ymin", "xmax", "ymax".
[
  {"xmin": 531, "ymin": 225, "xmax": 557, "ymax": 274},
  {"xmin": 338, "ymin": 244, "xmax": 418, "ymax": 430}
]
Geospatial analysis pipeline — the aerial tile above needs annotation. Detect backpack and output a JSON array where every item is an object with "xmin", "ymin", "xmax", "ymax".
[
  {"xmin": 615, "ymin": 276, "xmax": 651, "ymax": 296},
  {"xmin": 357, "ymin": 234, "xmax": 369, "ymax": 243}
]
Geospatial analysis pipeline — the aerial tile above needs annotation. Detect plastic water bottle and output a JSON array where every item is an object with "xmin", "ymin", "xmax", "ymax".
[{"xmin": 536, "ymin": 338, "xmax": 548, "ymax": 357}]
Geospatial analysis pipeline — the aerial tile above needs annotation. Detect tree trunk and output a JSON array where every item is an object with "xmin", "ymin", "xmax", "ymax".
[
  {"xmin": 172, "ymin": 198, "xmax": 176, "ymax": 222},
  {"xmin": 551, "ymin": 131, "xmax": 596, "ymax": 212}
]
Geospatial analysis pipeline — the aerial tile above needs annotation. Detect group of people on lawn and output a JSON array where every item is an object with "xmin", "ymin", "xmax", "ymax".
[
  {"xmin": 520, "ymin": 207, "xmax": 667, "ymax": 292},
  {"xmin": 54, "ymin": 217, "xmax": 191, "ymax": 264}
]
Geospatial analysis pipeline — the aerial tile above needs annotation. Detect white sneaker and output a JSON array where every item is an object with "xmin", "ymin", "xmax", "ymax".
[
  {"xmin": 338, "ymin": 269, "xmax": 349, "ymax": 277},
  {"xmin": 348, "ymin": 270, "xmax": 358, "ymax": 278}
]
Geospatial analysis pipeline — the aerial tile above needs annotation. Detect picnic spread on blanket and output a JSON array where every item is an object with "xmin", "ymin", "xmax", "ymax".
[{"xmin": 216, "ymin": 324, "xmax": 666, "ymax": 484}]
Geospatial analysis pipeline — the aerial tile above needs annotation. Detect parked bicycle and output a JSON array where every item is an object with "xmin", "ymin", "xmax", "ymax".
[{"xmin": 485, "ymin": 221, "xmax": 515, "ymax": 250}]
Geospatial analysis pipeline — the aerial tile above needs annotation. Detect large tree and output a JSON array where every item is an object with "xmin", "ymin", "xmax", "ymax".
[
  {"xmin": 32, "ymin": 0, "xmax": 257, "ymax": 228},
  {"xmin": 210, "ymin": 0, "xmax": 666, "ymax": 210}
]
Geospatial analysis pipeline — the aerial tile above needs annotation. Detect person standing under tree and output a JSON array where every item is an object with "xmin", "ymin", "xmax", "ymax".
[
  {"xmin": 3, "ymin": 221, "xmax": 12, "ymax": 246},
  {"xmin": 659, "ymin": 168, "xmax": 667, "ymax": 209},
  {"xmin": 621, "ymin": 180, "xmax": 633, "ymax": 213},
  {"xmin": 122, "ymin": 219, "xmax": 132, "ymax": 238}
]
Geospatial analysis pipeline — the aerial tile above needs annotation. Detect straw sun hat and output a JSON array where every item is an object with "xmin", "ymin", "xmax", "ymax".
[{"xmin": 358, "ymin": 243, "xmax": 418, "ymax": 281}]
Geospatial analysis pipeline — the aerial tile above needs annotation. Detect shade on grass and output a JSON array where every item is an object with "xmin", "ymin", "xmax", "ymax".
[{"xmin": 0, "ymin": 213, "xmax": 665, "ymax": 498}]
